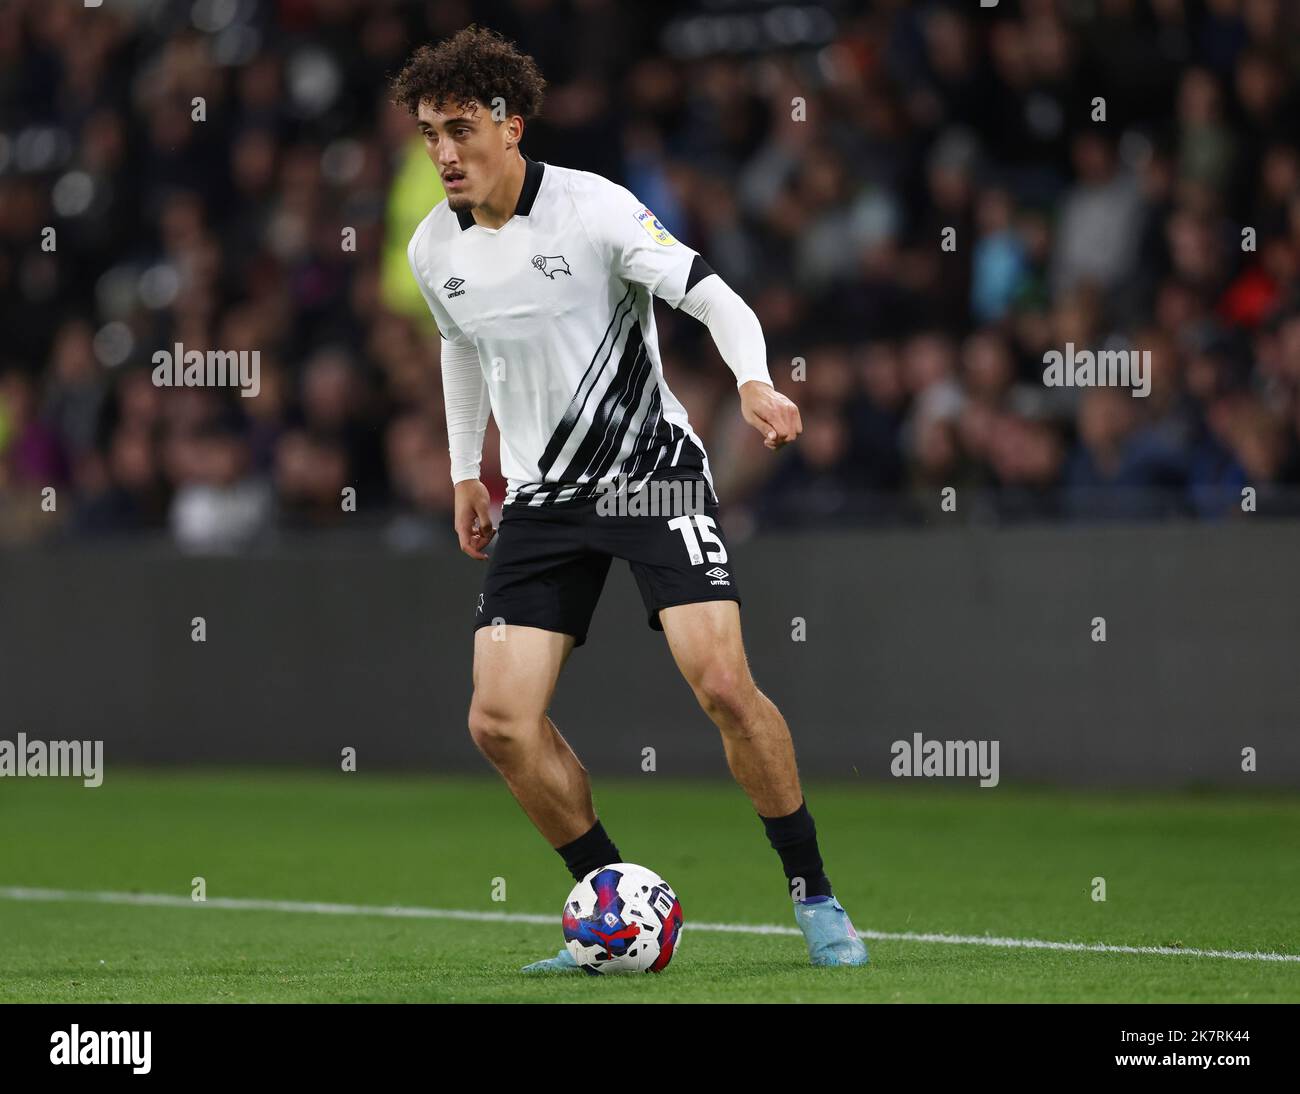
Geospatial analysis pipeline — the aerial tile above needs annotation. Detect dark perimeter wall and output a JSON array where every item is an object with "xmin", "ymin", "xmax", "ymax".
[{"xmin": 2, "ymin": 523, "xmax": 1297, "ymax": 787}]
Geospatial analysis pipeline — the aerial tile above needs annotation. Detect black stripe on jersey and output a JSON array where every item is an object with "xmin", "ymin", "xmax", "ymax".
[
  {"xmin": 629, "ymin": 410, "xmax": 705, "ymax": 483},
  {"xmin": 645, "ymin": 403, "xmax": 679, "ymax": 471},
  {"xmin": 514, "ymin": 415, "xmax": 710, "ymax": 507},
  {"xmin": 674, "ymin": 432, "xmax": 707, "ymax": 474},
  {"xmin": 623, "ymin": 395, "xmax": 672, "ymax": 484},
  {"xmin": 620, "ymin": 385, "xmax": 664, "ymax": 484},
  {"xmin": 535, "ymin": 283, "xmax": 637, "ymax": 478},
  {"xmin": 575, "ymin": 337, "xmax": 655, "ymax": 484},
  {"xmin": 684, "ymin": 254, "xmax": 716, "ymax": 295},
  {"xmin": 556, "ymin": 321, "xmax": 649, "ymax": 482}
]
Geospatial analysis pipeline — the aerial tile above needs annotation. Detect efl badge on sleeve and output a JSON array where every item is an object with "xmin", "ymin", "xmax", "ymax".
[{"xmin": 634, "ymin": 206, "xmax": 677, "ymax": 246}]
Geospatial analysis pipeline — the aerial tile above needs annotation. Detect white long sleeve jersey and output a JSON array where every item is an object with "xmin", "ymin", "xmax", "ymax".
[{"xmin": 407, "ymin": 156, "xmax": 762, "ymax": 508}]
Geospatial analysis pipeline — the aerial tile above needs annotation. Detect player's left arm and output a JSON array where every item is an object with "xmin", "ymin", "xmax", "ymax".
[
  {"xmin": 676, "ymin": 270, "xmax": 801, "ymax": 450},
  {"xmin": 572, "ymin": 179, "xmax": 800, "ymax": 449}
]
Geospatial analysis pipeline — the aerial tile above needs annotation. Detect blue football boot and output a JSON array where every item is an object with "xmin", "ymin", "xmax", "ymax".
[
  {"xmin": 520, "ymin": 945, "xmax": 581, "ymax": 973},
  {"xmin": 795, "ymin": 894, "xmax": 870, "ymax": 966}
]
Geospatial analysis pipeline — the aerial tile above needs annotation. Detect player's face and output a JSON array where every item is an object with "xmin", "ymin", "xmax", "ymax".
[{"xmin": 417, "ymin": 99, "xmax": 511, "ymax": 212}]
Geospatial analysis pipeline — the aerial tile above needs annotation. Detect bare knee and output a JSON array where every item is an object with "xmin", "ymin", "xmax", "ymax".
[
  {"xmin": 692, "ymin": 662, "xmax": 757, "ymax": 728},
  {"xmin": 468, "ymin": 694, "xmax": 536, "ymax": 757}
]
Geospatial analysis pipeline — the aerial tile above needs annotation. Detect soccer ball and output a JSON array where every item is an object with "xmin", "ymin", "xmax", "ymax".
[{"xmin": 562, "ymin": 863, "xmax": 683, "ymax": 974}]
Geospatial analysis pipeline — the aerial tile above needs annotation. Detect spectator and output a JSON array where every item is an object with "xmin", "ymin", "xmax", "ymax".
[{"xmin": 0, "ymin": 0, "xmax": 1297, "ymax": 542}]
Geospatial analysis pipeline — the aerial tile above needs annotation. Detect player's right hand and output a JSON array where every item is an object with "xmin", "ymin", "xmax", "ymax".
[{"xmin": 453, "ymin": 479, "xmax": 495, "ymax": 559}]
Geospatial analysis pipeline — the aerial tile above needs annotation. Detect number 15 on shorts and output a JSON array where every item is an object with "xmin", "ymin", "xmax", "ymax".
[{"xmin": 667, "ymin": 514, "xmax": 727, "ymax": 566}]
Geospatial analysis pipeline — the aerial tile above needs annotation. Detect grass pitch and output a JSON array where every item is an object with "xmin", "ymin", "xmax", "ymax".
[{"xmin": 2, "ymin": 770, "xmax": 1297, "ymax": 1002}]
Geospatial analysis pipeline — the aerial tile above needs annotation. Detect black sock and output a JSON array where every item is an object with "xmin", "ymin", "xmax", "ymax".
[
  {"xmin": 556, "ymin": 818, "xmax": 622, "ymax": 883},
  {"xmin": 759, "ymin": 797, "xmax": 833, "ymax": 901}
]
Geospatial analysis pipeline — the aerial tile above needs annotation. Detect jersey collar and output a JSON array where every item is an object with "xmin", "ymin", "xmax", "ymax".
[{"xmin": 455, "ymin": 154, "xmax": 545, "ymax": 231}]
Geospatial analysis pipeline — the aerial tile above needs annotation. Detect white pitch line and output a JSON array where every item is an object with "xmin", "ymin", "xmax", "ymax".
[{"xmin": 1, "ymin": 886, "xmax": 1296, "ymax": 964}]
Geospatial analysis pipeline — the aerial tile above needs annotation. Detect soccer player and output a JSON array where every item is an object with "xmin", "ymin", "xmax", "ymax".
[{"xmin": 394, "ymin": 27, "xmax": 867, "ymax": 970}]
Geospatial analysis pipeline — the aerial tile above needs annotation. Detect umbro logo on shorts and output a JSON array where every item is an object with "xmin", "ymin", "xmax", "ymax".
[
  {"xmin": 476, "ymin": 593, "xmax": 484, "ymax": 614},
  {"xmin": 706, "ymin": 566, "xmax": 730, "ymax": 586},
  {"xmin": 444, "ymin": 276, "xmax": 466, "ymax": 298}
]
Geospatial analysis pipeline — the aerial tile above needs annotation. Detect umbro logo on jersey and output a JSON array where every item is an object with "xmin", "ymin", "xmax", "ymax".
[
  {"xmin": 443, "ymin": 276, "xmax": 466, "ymax": 298},
  {"xmin": 705, "ymin": 566, "xmax": 730, "ymax": 586},
  {"xmin": 531, "ymin": 254, "xmax": 572, "ymax": 279}
]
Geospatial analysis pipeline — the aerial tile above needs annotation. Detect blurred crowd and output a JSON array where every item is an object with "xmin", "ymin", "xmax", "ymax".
[{"xmin": 3, "ymin": 0, "xmax": 1300, "ymax": 550}]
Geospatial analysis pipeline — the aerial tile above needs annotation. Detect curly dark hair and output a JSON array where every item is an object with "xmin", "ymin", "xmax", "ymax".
[{"xmin": 391, "ymin": 26, "xmax": 546, "ymax": 121}]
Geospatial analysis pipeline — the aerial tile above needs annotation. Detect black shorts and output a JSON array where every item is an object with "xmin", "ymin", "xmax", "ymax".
[{"xmin": 474, "ymin": 477, "xmax": 741, "ymax": 647}]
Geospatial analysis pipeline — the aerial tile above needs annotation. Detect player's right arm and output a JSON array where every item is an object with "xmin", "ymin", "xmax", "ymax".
[
  {"xmin": 408, "ymin": 224, "xmax": 495, "ymax": 559},
  {"xmin": 442, "ymin": 335, "xmax": 495, "ymax": 559}
]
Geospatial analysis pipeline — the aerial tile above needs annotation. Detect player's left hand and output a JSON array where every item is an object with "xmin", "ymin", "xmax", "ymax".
[{"xmin": 739, "ymin": 381, "xmax": 802, "ymax": 450}]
